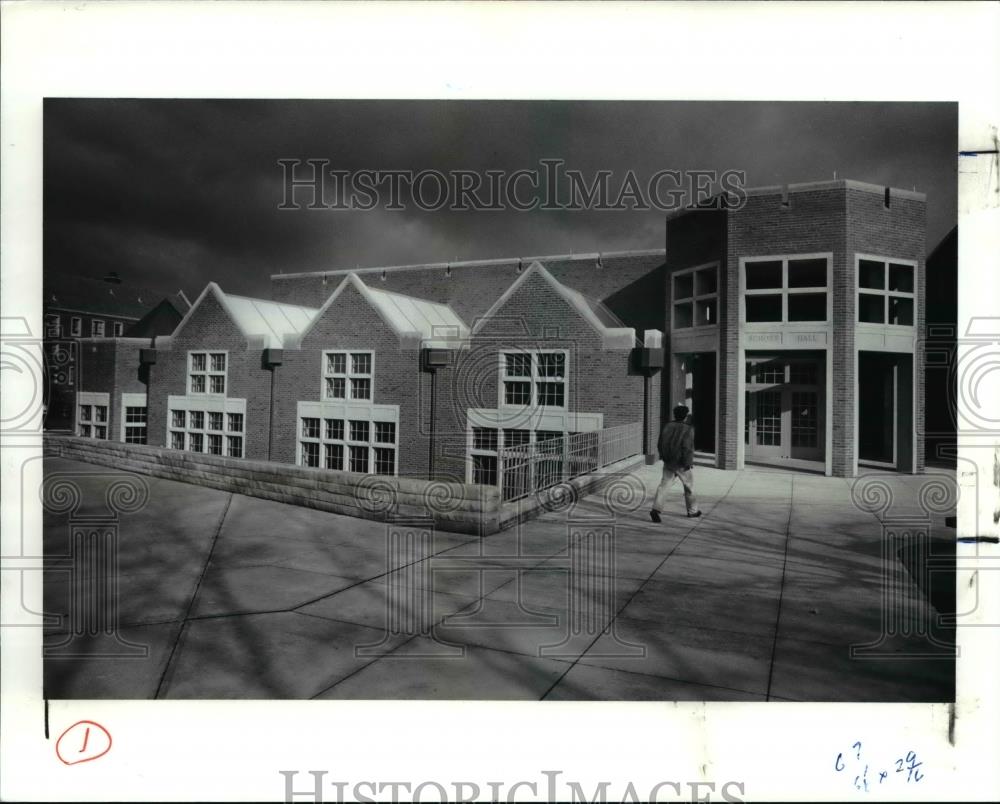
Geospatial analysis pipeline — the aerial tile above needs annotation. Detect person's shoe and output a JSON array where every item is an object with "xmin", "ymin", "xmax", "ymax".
[
  {"xmin": 686, "ymin": 510, "xmax": 702, "ymax": 518},
  {"xmin": 650, "ymin": 510, "xmax": 662, "ymax": 523}
]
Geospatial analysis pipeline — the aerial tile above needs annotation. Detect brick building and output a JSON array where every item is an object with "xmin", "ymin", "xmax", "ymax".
[
  {"xmin": 63, "ymin": 179, "xmax": 931, "ymax": 490},
  {"xmin": 43, "ymin": 270, "xmax": 188, "ymax": 429},
  {"xmin": 665, "ymin": 179, "xmax": 926, "ymax": 476}
]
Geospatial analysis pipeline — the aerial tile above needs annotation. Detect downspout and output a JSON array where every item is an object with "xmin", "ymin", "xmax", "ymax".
[{"xmin": 263, "ymin": 347, "xmax": 283, "ymax": 461}]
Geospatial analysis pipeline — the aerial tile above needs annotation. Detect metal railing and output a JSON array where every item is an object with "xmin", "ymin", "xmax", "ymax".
[{"xmin": 496, "ymin": 422, "xmax": 643, "ymax": 502}]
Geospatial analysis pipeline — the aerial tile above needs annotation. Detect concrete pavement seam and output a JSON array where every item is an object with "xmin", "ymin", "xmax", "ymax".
[
  {"xmin": 764, "ymin": 475, "xmax": 795, "ymax": 702},
  {"xmin": 539, "ymin": 470, "xmax": 744, "ymax": 701},
  {"xmin": 153, "ymin": 491, "xmax": 235, "ymax": 699}
]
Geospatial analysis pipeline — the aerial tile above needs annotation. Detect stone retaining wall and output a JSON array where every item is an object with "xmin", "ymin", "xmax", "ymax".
[{"xmin": 44, "ymin": 435, "xmax": 501, "ymax": 535}]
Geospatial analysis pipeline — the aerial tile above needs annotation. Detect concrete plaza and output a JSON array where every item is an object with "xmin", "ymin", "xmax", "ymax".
[{"xmin": 42, "ymin": 456, "xmax": 955, "ymax": 701}]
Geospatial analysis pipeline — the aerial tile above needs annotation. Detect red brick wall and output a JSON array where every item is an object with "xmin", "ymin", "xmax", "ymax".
[
  {"xmin": 727, "ymin": 187, "xmax": 851, "ymax": 472},
  {"xmin": 460, "ymin": 270, "xmax": 647, "ymax": 474},
  {"xmin": 271, "ymin": 282, "xmax": 432, "ymax": 477},
  {"xmin": 846, "ymin": 188, "xmax": 927, "ymax": 473},
  {"xmin": 146, "ymin": 291, "xmax": 273, "ymax": 460},
  {"xmin": 77, "ymin": 339, "xmax": 148, "ymax": 440},
  {"xmin": 664, "ymin": 210, "xmax": 727, "ymax": 461}
]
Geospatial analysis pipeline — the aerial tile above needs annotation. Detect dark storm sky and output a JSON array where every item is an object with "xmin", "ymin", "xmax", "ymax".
[{"xmin": 44, "ymin": 100, "xmax": 957, "ymax": 301}]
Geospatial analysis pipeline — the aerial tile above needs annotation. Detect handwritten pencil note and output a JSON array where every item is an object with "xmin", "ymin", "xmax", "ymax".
[{"xmin": 835, "ymin": 742, "xmax": 924, "ymax": 792}]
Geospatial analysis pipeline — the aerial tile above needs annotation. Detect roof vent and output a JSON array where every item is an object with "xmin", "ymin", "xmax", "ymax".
[
  {"xmin": 516, "ymin": 259, "xmax": 523, "ymax": 273},
  {"xmin": 103, "ymin": 271, "xmax": 122, "ymax": 284},
  {"xmin": 445, "ymin": 263, "xmax": 451, "ymax": 278},
  {"xmin": 884, "ymin": 187, "xmax": 891, "ymax": 208},
  {"xmin": 381, "ymin": 270, "xmax": 387, "ymax": 282}
]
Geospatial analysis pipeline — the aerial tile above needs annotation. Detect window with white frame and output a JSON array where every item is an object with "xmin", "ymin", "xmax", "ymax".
[
  {"xmin": 78, "ymin": 404, "xmax": 108, "ymax": 439},
  {"xmin": 45, "ymin": 314, "xmax": 61, "ymax": 337},
  {"xmin": 500, "ymin": 351, "xmax": 567, "ymax": 409},
  {"xmin": 672, "ymin": 264, "xmax": 718, "ymax": 329},
  {"xmin": 743, "ymin": 256, "xmax": 830, "ymax": 323},
  {"xmin": 112, "ymin": 321, "xmax": 124, "ymax": 336},
  {"xmin": 168, "ymin": 405, "xmax": 243, "ymax": 456},
  {"xmin": 858, "ymin": 257, "xmax": 915, "ymax": 326},
  {"xmin": 322, "ymin": 351, "xmax": 373, "ymax": 401},
  {"xmin": 298, "ymin": 413, "xmax": 396, "ymax": 475},
  {"xmin": 188, "ymin": 351, "xmax": 227, "ymax": 394},
  {"xmin": 469, "ymin": 426, "xmax": 566, "ymax": 486},
  {"xmin": 91, "ymin": 319, "xmax": 105, "ymax": 337},
  {"xmin": 70, "ymin": 317, "xmax": 82, "ymax": 337},
  {"xmin": 124, "ymin": 406, "xmax": 147, "ymax": 444}
]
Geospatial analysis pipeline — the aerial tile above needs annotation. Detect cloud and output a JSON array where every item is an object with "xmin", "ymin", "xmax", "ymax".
[{"xmin": 44, "ymin": 100, "xmax": 956, "ymax": 301}]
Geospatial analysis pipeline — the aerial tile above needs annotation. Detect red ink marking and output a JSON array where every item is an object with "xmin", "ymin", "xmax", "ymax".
[{"xmin": 55, "ymin": 721, "xmax": 111, "ymax": 766}]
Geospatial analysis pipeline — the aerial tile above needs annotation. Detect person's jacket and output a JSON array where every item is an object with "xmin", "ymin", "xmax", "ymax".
[{"xmin": 658, "ymin": 420, "xmax": 695, "ymax": 468}]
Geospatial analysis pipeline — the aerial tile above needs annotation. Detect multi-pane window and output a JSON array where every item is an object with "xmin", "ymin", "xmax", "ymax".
[
  {"xmin": 112, "ymin": 322, "xmax": 124, "ymax": 337},
  {"xmin": 70, "ymin": 317, "xmax": 82, "ymax": 337},
  {"xmin": 298, "ymin": 413, "xmax": 396, "ymax": 475},
  {"xmin": 858, "ymin": 257, "xmax": 915, "ymax": 326},
  {"xmin": 470, "ymin": 427, "xmax": 500, "ymax": 485},
  {"xmin": 189, "ymin": 351, "xmax": 226, "ymax": 394},
  {"xmin": 45, "ymin": 314, "xmax": 61, "ymax": 337},
  {"xmin": 743, "ymin": 256, "xmax": 829, "ymax": 323},
  {"xmin": 349, "ymin": 445, "xmax": 369, "ymax": 473},
  {"xmin": 169, "ymin": 406, "xmax": 244, "ymax": 456},
  {"xmin": 78, "ymin": 404, "xmax": 108, "ymax": 439},
  {"xmin": 323, "ymin": 351, "xmax": 373, "ymax": 400},
  {"xmin": 124, "ymin": 406, "xmax": 147, "ymax": 444},
  {"xmin": 673, "ymin": 264, "xmax": 719, "ymax": 329},
  {"xmin": 500, "ymin": 351, "xmax": 567, "ymax": 409},
  {"xmin": 91, "ymin": 320, "xmax": 105, "ymax": 337},
  {"xmin": 469, "ymin": 426, "xmax": 567, "ymax": 486},
  {"xmin": 791, "ymin": 391, "xmax": 819, "ymax": 448}
]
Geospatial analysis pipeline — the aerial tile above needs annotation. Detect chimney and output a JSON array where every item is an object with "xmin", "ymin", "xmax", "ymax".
[{"xmin": 103, "ymin": 271, "xmax": 122, "ymax": 284}]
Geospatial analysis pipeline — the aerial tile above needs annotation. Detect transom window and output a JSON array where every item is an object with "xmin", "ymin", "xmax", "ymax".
[
  {"xmin": 298, "ymin": 413, "xmax": 396, "ymax": 475},
  {"xmin": 743, "ymin": 256, "xmax": 829, "ymax": 323},
  {"xmin": 500, "ymin": 350, "xmax": 567, "ymax": 409},
  {"xmin": 323, "ymin": 351, "xmax": 373, "ymax": 401},
  {"xmin": 78, "ymin": 404, "xmax": 108, "ymax": 439},
  {"xmin": 188, "ymin": 351, "xmax": 227, "ymax": 394},
  {"xmin": 858, "ymin": 257, "xmax": 915, "ymax": 326},
  {"xmin": 673, "ymin": 264, "xmax": 719, "ymax": 329},
  {"xmin": 169, "ymin": 406, "xmax": 244, "ymax": 457},
  {"xmin": 124, "ymin": 406, "xmax": 147, "ymax": 444}
]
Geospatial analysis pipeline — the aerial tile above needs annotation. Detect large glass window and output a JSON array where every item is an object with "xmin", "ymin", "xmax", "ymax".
[
  {"xmin": 299, "ymin": 412, "xmax": 396, "ymax": 475},
  {"xmin": 170, "ymin": 405, "xmax": 243, "ymax": 456},
  {"xmin": 857, "ymin": 257, "xmax": 915, "ymax": 326},
  {"xmin": 673, "ymin": 264, "xmax": 719, "ymax": 329},
  {"xmin": 743, "ymin": 255, "xmax": 829, "ymax": 323},
  {"xmin": 323, "ymin": 350, "xmax": 373, "ymax": 400},
  {"xmin": 500, "ymin": 350, "xmax": 567, "ymax": 409}
]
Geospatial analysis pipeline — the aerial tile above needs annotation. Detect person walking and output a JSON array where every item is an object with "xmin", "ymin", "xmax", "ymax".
[{"xmin": 650, "ymin": 404, "xmax": 702, "ymax": 522}]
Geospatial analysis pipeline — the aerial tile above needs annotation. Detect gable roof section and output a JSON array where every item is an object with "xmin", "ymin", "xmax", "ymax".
[
  {"xmin": 166, "ymin": 282, "xmax": 319, "ymax": 349},
  {"xmin": 292, "ymin": 273, "xmax": 469, "ymax": 349},
  {"xmin": 472, "ymin": 261, "xmax": 635, "ymax": 349}
]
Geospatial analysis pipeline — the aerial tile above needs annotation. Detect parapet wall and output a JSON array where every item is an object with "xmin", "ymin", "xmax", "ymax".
[{"xmin": 44, "ymin": 435, "xmax": 501, "ymax": 535}]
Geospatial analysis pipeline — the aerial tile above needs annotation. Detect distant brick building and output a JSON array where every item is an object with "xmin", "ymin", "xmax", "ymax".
[
  {"xmin": 63, "ymin": 179, "xmax": 932, "ymax": 487},
  {"xmin": 43, "ymin": 271, "xmax": 188, "ymax": 429}
]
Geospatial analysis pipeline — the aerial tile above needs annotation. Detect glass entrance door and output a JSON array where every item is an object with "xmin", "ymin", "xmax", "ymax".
[{"xmin": 745, "ymin": 355, "xmax": 825, "ymax": 463}]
